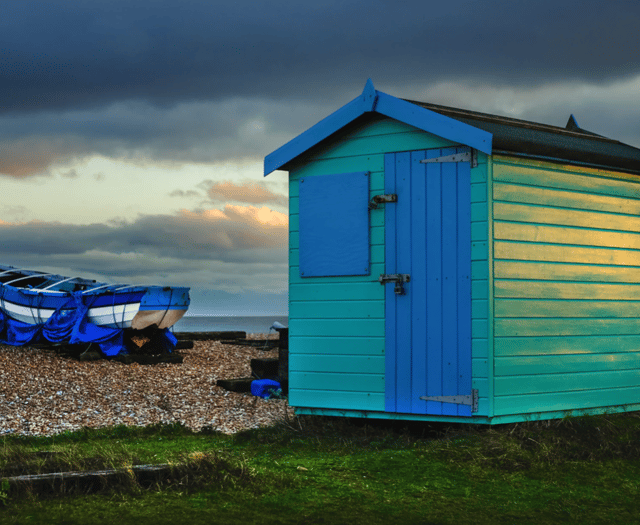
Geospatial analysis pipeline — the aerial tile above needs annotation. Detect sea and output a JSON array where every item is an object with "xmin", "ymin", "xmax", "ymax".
[{"xmin": 172, "ymin": 315, "xmax": 289, "ymax": 335}]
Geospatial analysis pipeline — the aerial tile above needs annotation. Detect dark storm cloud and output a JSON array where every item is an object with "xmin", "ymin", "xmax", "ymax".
[
  {"xmin": 0, "ymin": 97, "xmax": 329, "ymax": 176},
  {"xmin": 1, "ymin": 0, "xmax": 639, "ymax": 113},
  {"xmin": 0, "ymin": 205, "xmax": 287, "ymax": 263}
]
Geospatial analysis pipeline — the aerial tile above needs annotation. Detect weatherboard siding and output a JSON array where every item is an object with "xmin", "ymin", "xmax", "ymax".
[
  {"xmin": 287, "ymin": 116, "xmax": 491, "ymax": 416},
  {"xmin": 470, "ymin": 154, "xmax": 490, "ymax": 416},
  {"xmin": 491, "ymin": 156, "xmax": 640, "ymax": 417}
]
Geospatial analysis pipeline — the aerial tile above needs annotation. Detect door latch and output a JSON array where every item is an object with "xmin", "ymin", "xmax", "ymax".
[
  {"xmin": 369, "ymin": 194, "xmax": 397, "ymax": 210},
  {"xmin": 379, "ymin": 273, "xmax": 410, "ymax": 295}
]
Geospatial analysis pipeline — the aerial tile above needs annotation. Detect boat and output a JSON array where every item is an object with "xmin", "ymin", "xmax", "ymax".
[{"xmin": 0, "ymin": 264, "xmax": 190, "ymax": 355}]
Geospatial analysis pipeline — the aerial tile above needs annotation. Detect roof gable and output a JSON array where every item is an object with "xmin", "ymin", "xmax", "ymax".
[{"xmin": 264, "ymin": 79, "xmax": 493, "ymax": 176}]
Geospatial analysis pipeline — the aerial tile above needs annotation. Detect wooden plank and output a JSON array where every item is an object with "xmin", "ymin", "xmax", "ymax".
[
  {"xmin": 306, "ymin": 131, "xmax": 457, "ymax": 162},
  {"xmin": 492, "ymin": 386, "xmax": 640, "ymax": 416},
  {"xmin": 289, "ymin": 196, "xmax": 299, "ymax": 215},
  {"xmin": 470, "ymin": 183, "xmax": 487, "ymax": 203},
  {"xmin": 495, "ymin": 298, "xmax": 640, "ymax": 318},
  {"xmin": 486, "ymin": 155, "xmax": 495, "ymax": 419},
  {"xmin": 495, "ymin": 369, "xmax": 640, "ymax": 396},
  {"xmin": 494, "ymin": 201, "xmax": 640, "ymax": 233},
  {"xmin": 471, "ymin": 261, "xmax": 488, "ymax": 280},
  {"xmin": 384, "ymin": 151, "xmax": 398, "ymax": 413},
  {"xmin": 442, "ymin": 151, "xmax": 461, "ymax": 416},
  {"xmin": 288, "ymin": 389, "xmax": 385, "ymax": 411},
  {"xmin": 370, "ymin": 226, "xmax": 384, "ymax": 245},
  {"xmin": 290, "ymin": 372, "xmax": 385, "ymax": 393},
  {"xmin": 496, "ymin": 318, "xmax": 640, "ymax": 337},
  {"xmin": 289, "ymin": 354, "xmax": 385, "ymax": 374},
  {"xmin": 471, "ymin": 167, "xmax": 487, "ymax": 184},
  {"xmin": 395, "ymin": 151, "xmax": 413, "ymax": 413},
  {"xmin": 495, "ymin": 280, "xmax": 640, "ymax": 300},
  {"xmin": 471, "ymin": 202, "xmax": 488, "ymax": 221},
  {"xmin": 471, "ymin": 222, "xmax": 488, "ymax": 241},
  {"xmin": 471, "ymin": 242, "xmax": 488, "ymax": 261},
  {"xmin": 291, "ymin": 158, "xmax": 385, "ymax": 185},
  {"xmin": 472, "ymin": 319, "xmax": 489, "ymax": 338},
  {"xmin": 338, "ymin": 116, "xmax": 425, "ymax": 138},
  {"xmin": 493, "ymin": 160, "xmax": 640, "ymax": 200},
  {"xmin": 494, "ymin": 221, "xmax": 640, "ymax": 250},
  {"xmin": 472, "ymin": 299, "xmax": 488, "ymax": 319},
  {"xmin": 493, "ymin": 181, "xmax": 640, "ymax": 215},
  {"xmin": 290, "ymin": 300, "xmax": 384, "ymax": 319},
  {"xmin": 289, "ymin": 282, "xmax": 383, "ymax": 301},
  {"xmin": 295, "ymin": 403, "xmax": 492, "ymax": 420},
  {"xmin": 495, "ymin": 335, "xmax": 640, "ymax": 356},
  {"xmin": 289, "ymin": 213, "xmax": 298, "ymax": 232},
  {"xmin": 289, "ymin": 318, "xmax": 384, "ymax": 337},
  {"xmin": 290, "ymin": 336, "xmax": 385, "ymax": 355},
  {"xmin": 495, "ymin": 353, "xmax": 640, "ymax": 376},
  {"xmin": 472, "ymin": 357, "xmax": 489, "ymax": 378},
  {"xmin": 473, "ymin": 338, "xmax": 488, "ymax": 359},
  {"xmin": 494, "ymin": 241, "xmax": 640, "ymax": 266},
  {"xmin": 472, "ymin": 280, "xmax": 488, "ymax": 299},
  {"xmin": 410, "ymin": 150, "xmax": 428, "ymax": 415},
  {"xmin": 425, "ymin": 153, "xmax": 444, "ymax": 416},
  {"xmin": 456, "ymin": 158, "xmax": 473, "ymax": 417},
  {"xmin": 494, "ymin": 260, "xmax": 640, "ymax": 283}
]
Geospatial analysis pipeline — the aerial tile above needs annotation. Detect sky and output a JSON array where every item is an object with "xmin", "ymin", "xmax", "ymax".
[{"xmin": 1, "ymin": 0, "xmax": 639, "ymax": 316}]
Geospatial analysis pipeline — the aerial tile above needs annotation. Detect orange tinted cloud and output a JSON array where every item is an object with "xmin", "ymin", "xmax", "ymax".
[
  {"xmin": 177, "ymin": 204, "xmax": 288, "ymax": 250},
  {"xmin": 0, "ymin": 139, "xmax": 62, "ymax": 177},
  {"xmin": 206, "ymin": 181, "xmax": 287, "ymax": 206}
]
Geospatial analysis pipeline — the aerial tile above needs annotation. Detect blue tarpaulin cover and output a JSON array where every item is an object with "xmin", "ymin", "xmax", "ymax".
[
  {"xmin": 251, "ymin": 379, "xmax": 282, "ymax": 399},
  {"xmin": 0, "ymin": 291, "xmax": 175, "ymax": 356}
]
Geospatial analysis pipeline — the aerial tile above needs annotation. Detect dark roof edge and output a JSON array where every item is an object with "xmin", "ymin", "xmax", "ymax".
[
  {"xmin": 492, "ymin": 150, "xmax": 640, "ymax": 177},
  {"xmin": 405, "ymin": 99, "xmax": 616, "ymax": 143},
  {"xmin": 407, "ymin": 100, "xmax": 640, "ymax": 176}
]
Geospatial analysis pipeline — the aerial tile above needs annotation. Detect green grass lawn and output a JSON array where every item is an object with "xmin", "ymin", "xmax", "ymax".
[{"xmin": 1, "ymin": 413, "xmax": 639, "ymax": 524}]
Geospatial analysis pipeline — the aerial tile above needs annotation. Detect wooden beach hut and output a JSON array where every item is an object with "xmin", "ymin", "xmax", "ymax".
[{"xmin": 264, "ymin": 79, "xmax": 640, "ymax": 424}]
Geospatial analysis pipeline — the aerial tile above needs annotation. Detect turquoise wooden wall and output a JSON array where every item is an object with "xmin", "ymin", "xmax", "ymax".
[
  {"xmin": 491, "ymin": 155, "xmax": 640, "ymax": 418},
  {"xmin": 287, "ymin": 115, "xmax": 490, "ymax": 419}
]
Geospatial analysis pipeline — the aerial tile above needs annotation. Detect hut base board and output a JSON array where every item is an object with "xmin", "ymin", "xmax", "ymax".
[{"xmin": 294, "ymin": 402, "xmax": 640, "ymax": 425}]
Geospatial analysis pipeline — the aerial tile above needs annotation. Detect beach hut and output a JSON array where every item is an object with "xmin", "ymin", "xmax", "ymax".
[{"xmin": 264, "ymin": 79, "xmax": 640, "ymax": 424}]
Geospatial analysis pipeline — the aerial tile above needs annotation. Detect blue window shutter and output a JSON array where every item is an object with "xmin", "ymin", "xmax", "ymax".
[{"xmin": 299, "ymin": 172, "xmax": 370, "ymax": 277}]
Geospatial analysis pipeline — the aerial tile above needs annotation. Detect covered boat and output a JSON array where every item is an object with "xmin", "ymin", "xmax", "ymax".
[{"xmin": 0, "ymin": 265, "xmax": 190, "ymax": 356}]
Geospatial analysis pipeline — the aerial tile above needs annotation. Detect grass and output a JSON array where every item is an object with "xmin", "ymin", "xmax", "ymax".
[{"xmin": 1, "ymin": 413, "xmax": 639, "ymax": 524}]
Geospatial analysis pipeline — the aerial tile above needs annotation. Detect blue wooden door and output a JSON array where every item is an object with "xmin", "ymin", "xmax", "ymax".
[{"xmin": 384, "ymin": 147, "xmax": 472, "ymax": 416}]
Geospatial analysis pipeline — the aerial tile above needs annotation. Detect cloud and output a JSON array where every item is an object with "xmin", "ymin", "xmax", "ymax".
[
  {"xmin": 0, "ymin": 97, "xmax": 329, "ymax": 176},
  {"xmin": 396, "ymin": 74, "xmax": 640, "ymax": 148},
  {"xmin": 0, "ymin": 204, "xmax": 288, "ymax": 262},
  {"xmin": 1, "ymin": 0, "xmax": 638, "ymax": 114},
  {"xmin": 60, "ymin": 169, "xmax": 79, "ymax": 179},
  {"xmin": 169, "ymin": 189, "xmax": 201, "ymax": 198},
  {"xmin": 204, "ymin": 181, "xmax": 287, "ymax": 206}
]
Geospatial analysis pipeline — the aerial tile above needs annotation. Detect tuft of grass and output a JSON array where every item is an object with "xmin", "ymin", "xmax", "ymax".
[{"xmin": 1, "ymin": 412, "xmax": 639, "ymax": 524}]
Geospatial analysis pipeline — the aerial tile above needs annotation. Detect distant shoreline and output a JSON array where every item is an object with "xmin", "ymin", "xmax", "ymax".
[{"xmin": 173, "ymin": 314, "xmax": 288, "ymax": 334}]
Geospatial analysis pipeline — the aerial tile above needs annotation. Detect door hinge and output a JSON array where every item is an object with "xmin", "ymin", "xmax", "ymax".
[
  {"xmin": 420, "ymin": 389, "xmax": 479, "ymax": 413},
  {"xmin": 419, "ymin": 148, "xmax": 477, "ymax": 168},
  {"xmin": 369, "ymin": 194, "xmax": 397, "ymax": 210}
]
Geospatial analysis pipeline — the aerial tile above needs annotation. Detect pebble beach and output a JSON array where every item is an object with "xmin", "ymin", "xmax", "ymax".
[{"xmin": 0, "ymin": 334, "xmax": 293, "ymax": 436}]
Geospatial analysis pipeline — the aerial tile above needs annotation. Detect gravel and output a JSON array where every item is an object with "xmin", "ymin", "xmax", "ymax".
[{"xmin": 0, "ymin": 334, "xmax": 293, "ymax": 436}]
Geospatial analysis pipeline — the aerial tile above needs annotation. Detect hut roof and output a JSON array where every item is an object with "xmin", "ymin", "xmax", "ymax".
[
  {"xmin": 407, "ymin": 100, "xmax": 640, "ymax": 175},
  {"xmin": 265, "ymin": 80, "xmax": 640, "ymax": 176}
]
